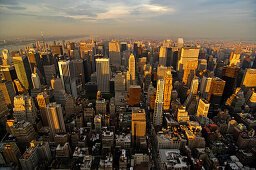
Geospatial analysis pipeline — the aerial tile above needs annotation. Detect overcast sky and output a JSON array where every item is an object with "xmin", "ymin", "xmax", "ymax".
[{"xmin": 0, "ymin": 0, "xmax": 255, "ymax": 40}]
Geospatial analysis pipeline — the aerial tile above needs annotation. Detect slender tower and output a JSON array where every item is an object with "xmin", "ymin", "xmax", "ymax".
[
  {"xmin": 129, "ymin": 53, "xmax": 135, "ymax": 85},
  {"xmin": 153, "ymin": 80, "xmax": 164, "ymax": 126},
  {"xmin": 163, "ymin": 71, "xmax": 173, "ymax": 110}
]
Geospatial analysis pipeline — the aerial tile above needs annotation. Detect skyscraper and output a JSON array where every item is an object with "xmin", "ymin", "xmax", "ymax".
[
  {"xmin": 129, "ymin": 53, "xmax": 135, "ymax": 84},
  {"xmin": 159, "ymin": 46, "xmax": 167, "ymax": 66},
  {"xmin": 114, "ymin": 72, "xmax": 126, "ymax": 92},
  {"xmin": 43, "ymin": 64, "xmax": 56, "ymax": 86},
  {"xmin": 13, "ymin": 95, "xmax": 37, "ymax": 123},
  {"xmin": 177, "ymin": 47, "xmax": 199, "ymax": 71},
  {"xmin": 182, "ymin": 60, "xmax": 198, "ymax": 85},
  {"xmin": 0, "ymin": 80, "xmax": 16, "ymax": 105},
  {"xmin": 153, "ymin": 79, "xmax": 164, "ymax": 126},
  {"xmin": 128, "ymin": 85, "xmax": 141, "ymax": 106},
  {"xmin": 13, "ymin": 56, "xmax": 33, "ymax": 90},
  {"xmin": 0, "ymin": 89, "xmax": 9, "ymax": 125},
  {"xmin": 221, "ymin": 66, "xmax": 240, "ymax": 102},
  {"xmin": 58, "ymin": 60, "xmax": 77, "ymax": 97},
  {"xmin": 241, "ymin": 69, "xmax": 256, "ymax": 88},
  {"xmin": 31, "ymin": 73, "xmax": 41, "ymax": 89},
  {"xmin": 46, "ymin": 102, "xmax": 66, "ymax": 134},
  {"xmin": 163, "ymin": 71, "xmax": 172, "ymax": 111},
  {"xmin": 96, "ymin": 58, "xmax": 110, "ymax": 93},
  {"xmin": 37, "ymin": 92, "xmax": 50, "ymax": 126},
  {"xmin": 177, "ymin": 106, "xmax": 189, "ymax": 123},
  {"xmin": 190, "ymin": 77, "xmax": 199, "ymax": 95},
  {"xmin": 109, "ymin": 40, "xmax": 121, "ymax": 68},
  {"xmin": 132, "ymin": 108, "xmax": 146, "ymax": 138}
]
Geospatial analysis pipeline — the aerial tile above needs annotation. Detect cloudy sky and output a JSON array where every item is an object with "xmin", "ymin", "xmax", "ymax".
[{"xmin": 0, "ymin": 0, "xmax": 255, "ymax": 40}]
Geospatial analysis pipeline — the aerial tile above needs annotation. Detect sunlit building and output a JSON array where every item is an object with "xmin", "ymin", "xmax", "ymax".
[
  {"xmin": 163, "ymin": 71, "xmax": 172, "ymax": 111},
  {"xmin": 154, "ymin": 80, "xmax": 164, "ymax": 126},
  {"xmin": 96, "ymin": 58, "xmax": 110, "ymax": 93}
]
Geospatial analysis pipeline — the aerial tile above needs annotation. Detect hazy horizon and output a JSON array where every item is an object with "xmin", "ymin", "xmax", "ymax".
[{"xmin": 0, "ymin": 0, "xmax": 256, "ymax": 40}]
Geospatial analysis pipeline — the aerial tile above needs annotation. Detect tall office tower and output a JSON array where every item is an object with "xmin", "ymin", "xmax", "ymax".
[
  {"xmin": 122, "ymin": 50, "xmax": 130, "ymax": 67},
  {"xmin": 128, "ymin": 85, "xmax": 141, "ymax": 106},
  {"xmin": 109, "ymin": 40, "xmax": 121, "ymax": 68},
  {"xmin": 163, "ymin": 71, "xmax": 173, "ymax": 111},
  {"xmin": 0, "ymin": 65, "xmax": 17, "ymax": 81},
  {"xmin": 51, "ymin": 45, "xmax": 63, "ymax": 55},
  {"xmin": 200, "ymin": 76, "xmax": 212, "ymax": 99},
  {"xmin": 171, "ymin": 47, "xmax": 179, "ymax": 70},
  {"xmin": 147, "ymin": 83, "xmax": 156, "ymax": 106},
  {"xmin": 114, "ymin": 72, "xmax": 126, "ymax": 92},
  {"xmin": 0, "ymin": 90, "xmax": 9, "ymax": 125},
  {"xmin": 13, "ymin": 95, "xmax": 37, "ymax": 123},
  {"xmin": 208, "ymin": 77, "xmax": 225, "ymax": 104},
  {"xmin": 177, "ymin": 38, "xmax": 184, "ymax": 48},
  {"xmin": 0, "ymin": 80, "xmax": 15, "ymax": 105},
  {"xmin": 182, "ymin": 60, "xmax": 198, "ymax": 85},
  {"xmin": 58, "ymin": 60, "xmax": 77, "ymax": 97},
  {"xmin": 143, "ymin": 71, "xmax": 151, "ymax": 92},
  {"xmin": 132, "ymin": 108, "xmax": 146, "ymax": 142},
  {"xmin": 13, "ymin": 56, "xmax": 33, "ymax": 90},
  {"xmin": 229, "ymin": 44, "xmax": 241, "ymax": 66},
  {"xmin": 166, "ymin": 47, "xmax": 173, "ymax": 67},
  {"xmin": 9, "ymin": 121, "xmax": 37, "ymax": 144},
  {"xmin": 27, "ymin": 52, "xmax": 43, "ymax": 75},
  {"xmin": 65, "ymin": 96, "xmax": 75, "ymax": 118},
  {"xmin": 96, "ymin": 58, "xmax": 110, "ymax": 93},
  {"xmin": 51, "ymin": 77, "xmax": 67, "ymax": 106},
  {"xmin": 37, "ymin": 92, "xmax": 50, "ymax": 126},
  {"xmin": 0, "ymin": 142, "xmax": 21, "ymax": 165},
  {"xmin": 196, "ymin": 99, "xmax": 210, "ymax": 117},
  {"xmin": 126, "ymin": 71, "xmax": 131, "ymax": 91},
  {"xmin": 159, "ymin": 46, "xmax": 167, "ymax": 66},
  {"xmin": 157, "ymin": 66, "xmax": 172, "ymax": 80},
  {"xmin": 43, "ymin": 64, "xmax": 56, "ymax": 86},
  {"xmin": 221, "ymin": 66, "xmax": 240, "ymax": 102},
  {"xmin": 46, "ymin": 102, "xmax": 66, "ymax": 134},
  {"xmin": 72, "ymin": 59, "xmax": 85, "ymax": 88},
  {"xmin": 190, "ymin": 77, "xmax": 199, "ymax": 94},
  {"xmin": 177, "ymin": 106, "xmax": 189, "ymax": 123},
  {"xmin": 241, "ymin": 69, "xmax": 256, "ymax": 88},
  {"xmin": 129, "ymin": 53, "xmax": 136, "ymax": 84},
  {"xmin": 31, "ymin": 73, "xmax": 41, "ymax": 89},
  {"xmin": 177, "ymin": 47, "xmax": 199, "ymax": 71},
  {"xmin": 153, "ymin": 79, "xmax": 164, "ymax": 126}
]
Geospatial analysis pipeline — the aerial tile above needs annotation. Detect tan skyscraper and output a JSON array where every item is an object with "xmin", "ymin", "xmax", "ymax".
[
  {"xmin": 132, "ymin": 108, "xmax": 146, "ymax": 138},
  {"xmin": 0, "ymin": 80, "xmax": 16, "ymax": 105},
  {"xmin": 109, "ymin": 40, "xmax": 121, "ymax": 68},
  {"xmin": 177, "ymin": 47, "xmax": 199, "ymax": 71},
  {"xmin": 46, "ymin": 102, "xmax": 66, "ymax": 134},
  {"xmin": 242, "ymin": 69, "xmax": 256, "ymax": 88},
  {"xmin": 182, "ymin": 60, "xmax": 198, "ymax": 85},
  {"xmin": 129, "ymin": 53, "xmax": 135, "ymax": 84},
  {"xmin": 153, "ymin": 79, "xmax": 164, "ymax": 126},
  {"xmin": 37, "ymin": 92, "xmax": 50, "ymax": 126},
  {"xmin": 163, "ymin": 71, "xmax": 172, "ymax": 110},
  {"xmin": 96, "ymin": 58, "xmax": 110, "ymax": 93},
  {"xmin": 159, "ymin": 46, "xmax": 167, "ymax": 66}
]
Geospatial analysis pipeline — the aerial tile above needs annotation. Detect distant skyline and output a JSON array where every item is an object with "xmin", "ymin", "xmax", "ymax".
[{"xmin": 0, "ymin": 0, "xmax": 255, "ymax": 40}]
